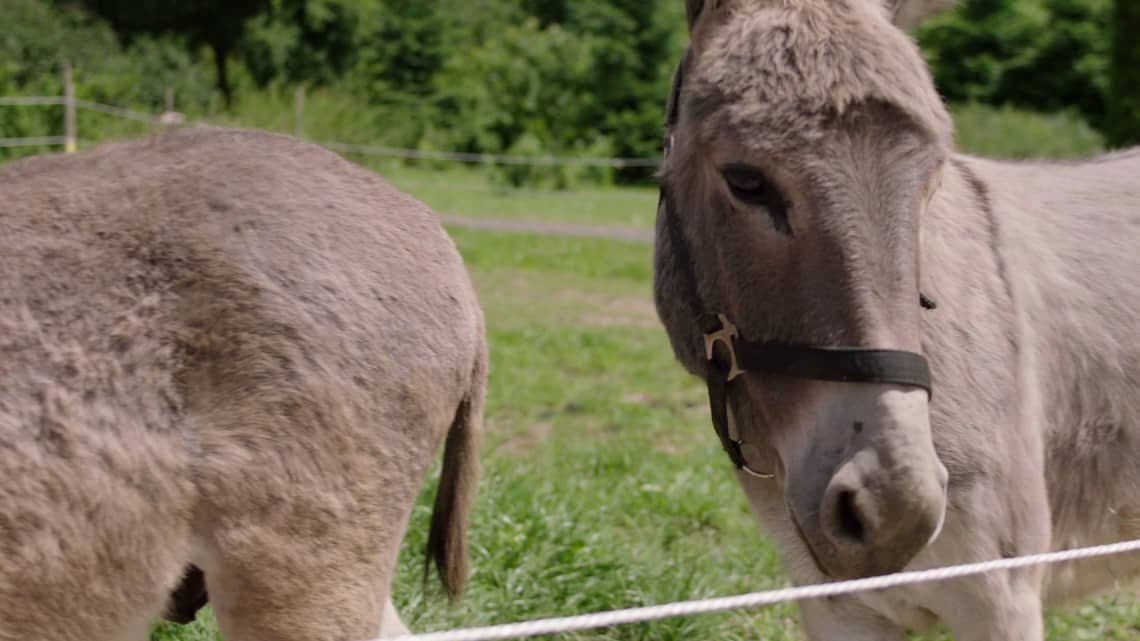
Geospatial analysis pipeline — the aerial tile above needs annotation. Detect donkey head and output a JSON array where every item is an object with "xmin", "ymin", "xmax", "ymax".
[{"xmin": 655, "ymin": 0, "xmax": 953, "ymax": 580}]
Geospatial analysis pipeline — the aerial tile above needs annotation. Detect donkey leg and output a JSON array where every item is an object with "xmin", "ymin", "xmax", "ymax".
[
  {"xmin": 379, "ymin": 597, "xmax": 412, "ymax": 638},
  {"xmin": 200, "ymin": 515, "xmax": 407, "ymax": 641},
  {"xmin": 799, "ymin": 597, "xmax": 907, "ymax": 641},
  {"xmin": 196, "ymin": 424, "xmax": 428, "ymax": 641}
]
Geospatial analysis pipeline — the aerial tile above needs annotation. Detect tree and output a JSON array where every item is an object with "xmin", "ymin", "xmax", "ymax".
[
  {"xmin": 566, "ymin": 0, "xmax": 686, "ymax": 176},
  {"xmin": 77, "ymin": 0, "xmax": 270, "ymax": 105},
  {"xmin": 917, "ymin": 0, "xmax": 1111, "ymax": 130},
  {"xmin": 1, "ymin": 0, "xmax": 120, "ymax": 161},
  {"xmin": 354, "ymin": 2, "xmax": 450, "ymax": 100},
  {"xmin": 1107, "ymin": 0, "xmax": 1140, "ymax": 146},
  {"xmin": 431, "ymin": 0, "xmax": 683, "ymax": 183},
  {"xmin": 243, "ymin": 0, "xmax": 367, "ymax": 88}
]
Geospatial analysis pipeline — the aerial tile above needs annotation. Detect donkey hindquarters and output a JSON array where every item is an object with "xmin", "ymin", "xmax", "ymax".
[{"xmin": 0, "ymin": 127, "xmax": 486, "ymax": 641}]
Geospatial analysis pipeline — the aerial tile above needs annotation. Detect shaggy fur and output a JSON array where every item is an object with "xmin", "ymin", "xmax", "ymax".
[
  {"xmin": 655, "ymin": 1, "xmax": 1140, "ymax": 640},
  {"xmin": 0, "ymin": 126, "xmax": 486, "ymax": 641}
]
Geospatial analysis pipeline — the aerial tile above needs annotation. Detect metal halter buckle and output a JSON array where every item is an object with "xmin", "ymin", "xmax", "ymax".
[{"xmin": 703, "ymin": 313, "xmax": 745, "ymax": 382}]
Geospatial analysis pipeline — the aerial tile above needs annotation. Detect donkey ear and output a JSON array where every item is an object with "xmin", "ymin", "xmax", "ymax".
[
  {"xmin": 684, "ymin": 0, "xmax": 730, "ymax": 47},
  {"xmin": 685, "ymin": 0, "xmax": 706, "ymax": 32},
  {"xmin": 883, "ymin": 0, "xmax": 960, "ymax": 29},
  {"xmin": 685, "ymin": 0, "xmax": 727, "ymax": 34}
]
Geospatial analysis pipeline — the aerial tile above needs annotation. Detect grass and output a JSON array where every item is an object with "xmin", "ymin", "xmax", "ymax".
[
  {"xmin": 152, "ymin": 227, "xmax": 1139, "ymax": 641},
  {"xmin": 346, "ymin": 159, "xmax": 661, "ymax": 230},
  {"xmin": 949, "ymin": 102, "xmax": 1106, "ymax": 160}
]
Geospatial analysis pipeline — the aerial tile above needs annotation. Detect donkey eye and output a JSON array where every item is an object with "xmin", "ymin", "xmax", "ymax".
[
  {"xmin": 720, "ymin": 163, "xmax": 792, "ymax": 235},
  {"xmin": 721, "ymin": 164, "xmax": 771, "ymax": 204}
]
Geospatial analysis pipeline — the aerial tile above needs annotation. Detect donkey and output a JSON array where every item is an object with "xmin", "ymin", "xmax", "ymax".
[
  {"xmin": 0, "ymin": 126, "xmax": 486, "ymax": 641},
  {"xmin": 654, "ymin": 1, "xmax": 1140, "ymax": 639}
]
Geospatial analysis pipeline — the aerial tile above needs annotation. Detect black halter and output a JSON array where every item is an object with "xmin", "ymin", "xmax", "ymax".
[{"xmin": 660, "ymin": 48, "xmax": 934, "ymax": 478}]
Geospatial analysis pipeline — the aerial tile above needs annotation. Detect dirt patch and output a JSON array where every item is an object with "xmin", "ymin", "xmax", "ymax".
[{"xmin": 584, "ymin": 296, "xmax": 659, "ymax": 328}]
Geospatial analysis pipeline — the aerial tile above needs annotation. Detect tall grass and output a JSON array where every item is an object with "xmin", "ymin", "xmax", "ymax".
[{"xmin": 950, "ymin": 102, "xmax": 1105, "ymax": 159}]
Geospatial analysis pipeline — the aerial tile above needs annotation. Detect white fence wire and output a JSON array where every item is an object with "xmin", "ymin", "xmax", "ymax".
[
  {"xmin": 321, "ymin": 141, "xmax": 658, "ymax": 168},
  {"xmin": 380, "ymin": 538, "xmax": 1140, "ymax": 641},
  {"xmin": 0, "ymin": 96, "xmax": 68, "ymax": 107},
  {"xmin": 73, "ymin": 98, "xmax": 161, "ymax": 123},
  {"xmin": 0, "ymin": 136, "xmax": 71, "ymax": 148}
]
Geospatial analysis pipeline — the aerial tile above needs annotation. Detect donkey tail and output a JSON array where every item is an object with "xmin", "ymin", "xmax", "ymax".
[{"xmin": 425, "ymin": 335, "xmax": 487, "ymax": 601}]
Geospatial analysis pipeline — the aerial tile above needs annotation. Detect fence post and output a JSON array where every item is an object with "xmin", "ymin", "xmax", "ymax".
[
  {"xmin": 294, "ymin": 86, "xmax": 305, "ymax": 138},
  {"xmin": 165, "ymin": 86, "xmax": 175, "ymax": 113},
  {"xmin": 62, "ymin": 61, "xmax": 76, "ymax": 153}
]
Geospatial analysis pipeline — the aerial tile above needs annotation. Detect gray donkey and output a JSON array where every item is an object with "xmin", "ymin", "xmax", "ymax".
[
  {"xmin": 654, "ymin": 1, "xmax": 1140, "ymax": 640},
  {"xmin": 0, "ymin": 126, "xmax": 486, "ymax": 641}
]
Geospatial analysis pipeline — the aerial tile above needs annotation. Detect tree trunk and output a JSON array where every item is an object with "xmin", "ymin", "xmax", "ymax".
[
  {"xmin": 1108, "ymin": 0, "xmax": 1140, "ymax": 147},
  {"xmin": 213, "ymin": 43, "xmax": 233, "ymax": 108}
]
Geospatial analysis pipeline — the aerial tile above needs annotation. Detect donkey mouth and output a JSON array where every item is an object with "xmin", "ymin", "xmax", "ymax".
[
  {"xmin": 787, "ymin": 504, "xmax": 837, "ymax": 580},
  {"xmin": 787, "ymin": 502, "xmax": 908, "ymax": 581}
]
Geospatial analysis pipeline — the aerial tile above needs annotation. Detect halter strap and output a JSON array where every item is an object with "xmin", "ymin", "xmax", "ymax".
[{"xmin": 701, "ymin": 314, "xmax": 932, "ymax": 395}]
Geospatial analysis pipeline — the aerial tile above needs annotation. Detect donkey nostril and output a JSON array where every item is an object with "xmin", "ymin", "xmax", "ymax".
[{"xmin": 835, "ymin": 490, "xmax": 866, "ymax": 543}]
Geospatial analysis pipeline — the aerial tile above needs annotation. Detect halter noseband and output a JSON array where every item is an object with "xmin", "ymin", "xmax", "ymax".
[
  {"xmin": 700, "ymin": 313, "xmax": 932, "ymax": 478},
  {"xmin": 661, "ymin": 48, "xmax": 935, "ymax": 479}
]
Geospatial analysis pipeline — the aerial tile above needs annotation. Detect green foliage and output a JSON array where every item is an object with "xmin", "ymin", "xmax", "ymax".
[
  {"xmin": 242, "ymin": 0, "xmax": 366, "ymax": 88},
  {"xmin": 1106, "ymin": 0, "xmax": 1140, "ymax": 147},
  {"xmin": 426, "ymin": 1, "xmax": 683, "ymax": 185},
  {"xmin": 0, "ymin": 0, "xmax": 218, "ymax": 161},
  {"xmin": 3, "ymin": 0, "xmax": 1134, "ymax": 184},
  {"xmin": 3, "ymin": 0, "xmax": 120, "ymax": 79},
  {"xmin": 432, "ymin": 17, "xmax": 609, "ymax": 186},
  {"xmin": 916, "ymin": 0, "xmax": 1112, "ymax": 129},
  {"xmin": 76, "ymin": 0, "xmax": 267, "ymax": 50},
  {"xmin": 357, "ymin": 2, "xmax": 449, "ymax": 99},
  {"xmin": 77, "ymin": 0, "xmax": 272, "ymax": 101}
]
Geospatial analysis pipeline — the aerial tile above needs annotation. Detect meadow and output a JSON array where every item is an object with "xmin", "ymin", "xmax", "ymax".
[{"xmin": 147, "ymin": 104, "xmax": 1139, "ymax": 641}]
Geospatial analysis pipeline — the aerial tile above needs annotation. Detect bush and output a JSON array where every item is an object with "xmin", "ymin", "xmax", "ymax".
[
  {"xmin": 917, "ymin": 0, "xmax": 1112, "ymax": 130},
  {"xmin": 3, "ymin": 0, "xmax": 1124, "ymax": 183},
  {"xmin": 0, "ymin": 0, "xmax": 224, "ymax": 161},
  {"xmin": 1106, "ymin": 0, "xmax": 1140, "ymax": 147}
]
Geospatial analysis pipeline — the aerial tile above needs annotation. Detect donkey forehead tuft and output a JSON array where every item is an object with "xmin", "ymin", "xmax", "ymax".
[{"xmin": 686, "ymin": 0, "xmax": 952, "ymax": 148}]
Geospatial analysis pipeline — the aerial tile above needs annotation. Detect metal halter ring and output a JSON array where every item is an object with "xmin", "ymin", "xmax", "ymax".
[
  {"xmin": 703, "ymin": 314, "xmax": 746, "ymax": 382},
  {"xmin": 728, "ymin": 404, "xmax": 776, "ymax": 480}
]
